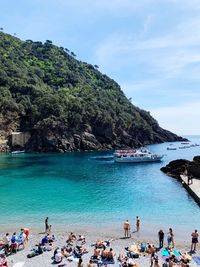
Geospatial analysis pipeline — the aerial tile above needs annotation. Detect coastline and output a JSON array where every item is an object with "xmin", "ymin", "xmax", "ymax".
[{"xmin": 0, "ymin": 223, "xmax": 196, "ymax": 267}]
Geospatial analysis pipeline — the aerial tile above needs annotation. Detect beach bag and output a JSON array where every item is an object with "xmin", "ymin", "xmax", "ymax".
[{"xmin": 162, "ymin": 263, "xmax": 168, "ymax": 267}]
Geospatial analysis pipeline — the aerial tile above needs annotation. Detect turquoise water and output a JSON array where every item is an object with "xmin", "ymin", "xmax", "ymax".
[{"xmin": 0, "ymin": 136, "xmax": 199, "ymax": 231}]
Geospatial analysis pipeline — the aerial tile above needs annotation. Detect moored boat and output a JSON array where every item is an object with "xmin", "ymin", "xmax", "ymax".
[
  {"xmin": 114, "ymin": 148, "xmax": 164, "ymax": 163},
  {"xmin": 167, "ymin": 147, "xmax": 177, "ymax": 150},
  {"xmin": 11, "ymin": 150, "xmax": 25, "ymax": 154}
]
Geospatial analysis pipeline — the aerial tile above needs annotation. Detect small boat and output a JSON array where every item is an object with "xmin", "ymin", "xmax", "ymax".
[
  {"xmin": 167, "ymin": 147, "xmax": 177, "ymax": 150},
  {"xmin": 179, "ymin": 146, "xmax": 190, "ymax": 149},
  {"xmin": 181, "ymin": 142, "xmax": 190, "ymax": 145},
  {"xmin": 11, "ymin": 150, "xmax": 25, "ymax": 154},
  {"xmin": 114, "ymin": 148, "xmax": 164, "ymax": 163}
]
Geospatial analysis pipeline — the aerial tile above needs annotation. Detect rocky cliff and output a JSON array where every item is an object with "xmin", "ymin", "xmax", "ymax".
[{"xmin": 0, "ymin": 31, "xmax": 186, "ymax": 152}]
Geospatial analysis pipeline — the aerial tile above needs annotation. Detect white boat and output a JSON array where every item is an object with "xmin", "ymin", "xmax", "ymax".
[
  {"xmin": 11, "ymin": 150, "xmax": 25, "ymax": 154},
  {"xmin": 114, "ymin": 148, "xmax": 164, "ymax": 163}
]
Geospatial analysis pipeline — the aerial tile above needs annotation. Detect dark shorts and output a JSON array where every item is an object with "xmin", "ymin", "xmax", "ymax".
[{"xmin": 192, "ymin": 238, "xmax": 198, "ymax": 244}]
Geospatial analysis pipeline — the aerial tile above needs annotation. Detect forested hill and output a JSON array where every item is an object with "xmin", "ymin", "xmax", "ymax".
[{"xmin": 0, "ymin": 31, "xmax": 184, "ymax": 152}]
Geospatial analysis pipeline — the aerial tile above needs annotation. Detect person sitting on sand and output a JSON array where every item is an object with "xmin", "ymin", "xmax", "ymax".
[
  {"xmin": 92, "ymin": 246, "xmax": 100, "ymax": 259},
  {"xmin": 154, "ymin": 258, "xmax": 161, "ymax": 267},
  {"xmin": 68, "ymin": 232, "xmax": 77, "ymax": 242},
  {"xmin": 55, "ymin": 248, "xmax": 63, "ymax": 264},
  {"xmin": 107, "ymin": 248, "xmax": 115, "ymax": 261},
  {"xmin": 78, "ymin": 234, "xmax": 86, "ymax": 243},
  {"xmin": 87, "ymin": 259, "xmax": 94, "ymax": 267},
  {"xmin": 101, "ymin": 247, "xmax": 108, "ymax": 259},
  {"xmin": 2, "ymin": 233, "xmax": 10, "ymax": 255},
  {"xmin": 41, "ymin": 235, "xmax": 50, "ymax": 246},
  {"xmin": 62, "ymin": 247, "xmax": 73, "ymax": 258},
  {"xmin": 180, "ymin": 259, "xmax": 190, "ymax": 267},
  {"xmin": 168, "ymin": 254, "xmax": 177, "ymax": 267}
]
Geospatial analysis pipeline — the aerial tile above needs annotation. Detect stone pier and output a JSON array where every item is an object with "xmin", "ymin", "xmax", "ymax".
[{"xmin": 180, "ymin": 174, "xmax": 200, "ymax": 206}]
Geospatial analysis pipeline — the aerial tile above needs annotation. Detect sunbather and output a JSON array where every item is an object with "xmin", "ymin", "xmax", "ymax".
[
  {"xmin": 107, "ymin": 248, "xmax": 115, "ymax": 261},
  {"xmin": 55, "ymin": 249, "xmax": 63, "ymax": 264},
  {"xmin": 101, "ymin": 248, "xmax": 107, "ymax": 259},
  {"xmin": 67, "ymin": 232, "xmax": 77, "ymax": 242},
  {"xmin": 92, "ymin": 246, "xmax": 100, "ymax": 259},
  {"xmin": 62, "ymin": 247, "xmax": 73, "ymax": 258},
  {"xmin": 2, "ymin": 233, "xmax": 10, "ymax": 255}
]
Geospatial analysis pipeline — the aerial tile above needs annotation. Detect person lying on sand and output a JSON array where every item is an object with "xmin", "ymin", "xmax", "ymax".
[{"xmin": 94, "ymin": 238, "xmax": 113, "ymax": 248}]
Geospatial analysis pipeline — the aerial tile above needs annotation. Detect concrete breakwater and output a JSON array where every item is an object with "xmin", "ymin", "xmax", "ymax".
[{"xmin": 180, "ymin": 174, "xmax": 200, "ymax": 207}]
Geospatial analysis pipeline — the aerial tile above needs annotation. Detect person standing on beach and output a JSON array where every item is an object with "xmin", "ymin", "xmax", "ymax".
[
  {"xmin": 136, "ymin": 216, "xmax": 140, "ymax": 232},
  {"xmin": 124, "ymin": 220, "xmax": 130, "ymax": 238},
  {"xmin": 191, "ymin": 229, "xmax": 199, "ymax": 252},
  {"xmin": 45, "ymin": 217, "xmax": 49, "ymax": 233},
  {"xmin": 158, "ymin": 230, "xmax": 164, "ymax": 248},
  {"xmin": 167, "ymin": 228, "xmax": 174, "ymax": 249}
]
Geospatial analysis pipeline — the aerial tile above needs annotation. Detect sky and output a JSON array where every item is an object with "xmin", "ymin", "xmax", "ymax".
[{"xmin": 1, "ymin": 0, "xmax": 200, "ymax": 135}]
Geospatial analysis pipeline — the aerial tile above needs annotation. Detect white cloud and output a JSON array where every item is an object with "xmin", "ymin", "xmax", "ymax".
[{"xmin": 151, "ymin": 102, "xmax": 200, "ymax": 135}]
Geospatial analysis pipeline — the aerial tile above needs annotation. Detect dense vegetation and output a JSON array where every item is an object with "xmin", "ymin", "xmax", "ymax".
[{"xmin": 0, "ymin": 31, "xmax": 183, "ymax": 151}]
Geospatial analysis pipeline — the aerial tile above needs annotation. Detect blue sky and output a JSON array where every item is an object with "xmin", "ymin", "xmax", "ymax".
[{"xmin": 1, "ymin": 0, "xmax": 200, "ymax": 135}]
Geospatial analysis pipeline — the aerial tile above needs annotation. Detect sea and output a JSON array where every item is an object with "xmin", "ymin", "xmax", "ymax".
[{"xmin": 0, "ymin": 135, "xmax": 199, "ymax": 233}]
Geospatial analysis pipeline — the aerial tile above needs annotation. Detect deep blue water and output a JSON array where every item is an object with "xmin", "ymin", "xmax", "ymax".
[{"xmin": 0, "ymin": 135, "xmax": 199, "ymax": 231}]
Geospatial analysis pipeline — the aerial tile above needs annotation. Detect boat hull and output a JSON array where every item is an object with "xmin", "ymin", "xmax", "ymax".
[{"xmin": 114, "ymin": 156, "xmax": 163, "ymax": 163}]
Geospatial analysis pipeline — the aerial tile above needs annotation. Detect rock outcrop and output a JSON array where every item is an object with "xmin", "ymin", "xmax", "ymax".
[{"xmin": 161, "ymin": 156, "xmax": 200, "ymax": 179}]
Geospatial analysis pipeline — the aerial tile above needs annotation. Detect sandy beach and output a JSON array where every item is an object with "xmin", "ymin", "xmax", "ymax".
[{"xmin": 0, "ymin": 223, "xmax": 199, "ymax": 267}]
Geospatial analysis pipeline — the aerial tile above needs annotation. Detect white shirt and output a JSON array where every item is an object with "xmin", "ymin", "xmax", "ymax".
[
  {"xmin": 22, "ymin": 233, "xmax": 26, "ymax": 242},
  {"xmin": 3, "ymin": 235, "xmax": 10, "ymax": 245},
  {"xmin": 55, "ymin": 252, "xmax": 62, "ymax": 263}
]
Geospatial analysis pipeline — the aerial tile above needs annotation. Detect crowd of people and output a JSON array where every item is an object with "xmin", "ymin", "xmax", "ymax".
[{"xmin": 0, "ymin": 217, "xmax": 199, "ymax": 267}]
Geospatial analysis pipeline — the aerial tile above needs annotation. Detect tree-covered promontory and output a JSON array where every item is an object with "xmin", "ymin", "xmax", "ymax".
[{"xmin": 0, "ymin": 31, "xmax": 185, "ymax": 152}]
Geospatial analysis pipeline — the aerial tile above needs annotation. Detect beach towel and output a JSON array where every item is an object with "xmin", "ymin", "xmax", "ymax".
[
  {"xmin": 13, "ymin": 262, "xmax": 25, "ymax": 267},
  {"xmin": 162, "ymin": 250, "xmax": 170, "ymax": 257},
  {"xmin": 193, "ymin": 256, "xmax": 200, "ymax": 265},
  {"xmin": 100, "ymin": 259, "xmax": 115, "ymax": 265},
  {"xmin": 162, "ymin": 249, "xmax": 180, "ymax": 258}
]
